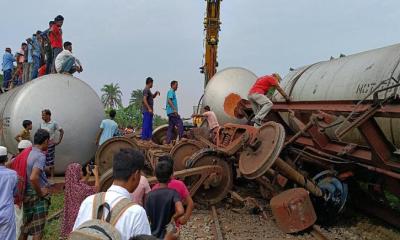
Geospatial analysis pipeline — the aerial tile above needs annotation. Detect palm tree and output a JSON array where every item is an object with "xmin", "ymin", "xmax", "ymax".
[
  {"xmin": 129, "ymin": 89, "xmax": 143, "ymax": 109},
  {"xmin": 101, "ymin": 83, "xmax": 123, "ymax": 109}
]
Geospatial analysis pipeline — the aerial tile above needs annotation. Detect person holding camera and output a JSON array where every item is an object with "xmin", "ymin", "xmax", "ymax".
[{"xmin": 61, "ymin": 163, "xmax": 99, "ymax": 238}]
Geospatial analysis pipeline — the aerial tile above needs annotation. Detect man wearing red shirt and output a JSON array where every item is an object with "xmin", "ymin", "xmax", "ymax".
[
  {"xmin": 49, "ymin": 15, "xmax": 64, "ymax": 73},
  {"xmin": 248, "ymin": 73, "xmax": 290, "ymax": 127}
]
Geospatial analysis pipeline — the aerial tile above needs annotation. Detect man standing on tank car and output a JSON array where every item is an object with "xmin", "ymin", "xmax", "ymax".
[
  {"xmin": 49, "ymin": 15, "xmax": 64, "ymax": 73},
  {"xmin": 1, "ymin": 47, "xmax": 15, "ymax": 91},
  {"xmin": 141, "ymin": 77, "xmax": 160, "ymax": 141},
  {"xmin": 248, "ymin": 73, "xmax": 291, "ymax": 128},
  {"xmin": 40, "ymin": 109, "xmax": 64, "ymax": 182},
  {"xmin": 166, "ymin": 80, "xmax": 184, "ymax": 144}
]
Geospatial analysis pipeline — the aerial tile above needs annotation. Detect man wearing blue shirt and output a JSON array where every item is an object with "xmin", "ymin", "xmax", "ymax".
[
  {"xmin": 0, "ymin": 146, "xmax": 18, "ymax": 240},
  {"xmin": 30, "ymin": 32, "xmax": 42, "ymax": 79},
  {"xmin": 26, "ymin": 37, "xmax": 35, "ymax": 82},
  {"xmin": 96, "ymin": 109, "xmax": 119, "ymax": 146},
  {"xmin": 1, "ymin": 48, "xmax": 15, "ymax": 91},
  {"xmin": 166, "ymin": 80, "xmax": 184, "ymax": 143}
]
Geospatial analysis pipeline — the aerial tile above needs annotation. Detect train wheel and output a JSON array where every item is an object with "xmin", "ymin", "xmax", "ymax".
[
  {"xmin": 95, "ymin": 137, "xmax": 139, "ymax": 175},
  {"xmin": 239, "ymin": 122, "xmax": 286, "ymax": 179},
  {"xmin": 170, "ymin": 140, "xmax": 205, "ymax": 171},
  {"xmin": 312, "ymin": 170, "xmax": 348, "ymax": 224},
  {"xmin": 152, "ymin": 124, "xmax": 177, "ymax": 145},
  {"xmin": 99, "ymin": 168, "xmax": 113, "ymax": 192},
  {"xmin": 186, "ymin": 149, "xmax": 233, "ymax": 205}
]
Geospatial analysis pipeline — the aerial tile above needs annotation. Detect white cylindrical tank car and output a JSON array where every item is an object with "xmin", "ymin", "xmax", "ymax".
[
  {"xmin": 273, "ymin": 43, "xmax": 400, "ymax": 148},
  {"xmin": 203, "ymin": 67, "xmax": 258, "ymax": 125},
  {"xmin": 202, "ymin": 44, "xmax": 400, "ymax": 148},
  {"xmin": 0, "ymin": 74, "xmax": 104, "ymax": 174}
]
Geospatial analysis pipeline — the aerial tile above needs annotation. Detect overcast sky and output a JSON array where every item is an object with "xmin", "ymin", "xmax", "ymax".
[{"xmin": 1, "ymin": 0, "xmax": 400, "ymax": 117}]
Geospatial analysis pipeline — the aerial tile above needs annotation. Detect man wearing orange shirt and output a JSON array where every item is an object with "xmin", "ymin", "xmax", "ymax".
[
  {"xmin": 248, "ymin": 73, "xmax": 290, "ymax": 128},
  {"xmin": 49, "ymin": 15, "xmax": 64, "ymax": 73}
]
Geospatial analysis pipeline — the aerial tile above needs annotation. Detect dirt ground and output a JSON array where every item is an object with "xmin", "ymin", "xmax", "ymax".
[
  {"xmin": 43, "ymin": 182, "xmax": 400, "ymax": 240},
  {"xmin": 180, "ymin": 206, "xmax": 400, "ymax": 240},
  {"xmin": 179, "ymin": 182, "xmax": 400, "ymax": 240}
]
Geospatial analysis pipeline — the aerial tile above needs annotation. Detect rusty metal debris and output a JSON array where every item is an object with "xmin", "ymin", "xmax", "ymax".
[
  {"xmin": 229, "ymin": 191, "xmax": 268, "ymax": 220},
  {"xmin": 270, "ymin": 188, "xmax": 317, "ymax": 233}
]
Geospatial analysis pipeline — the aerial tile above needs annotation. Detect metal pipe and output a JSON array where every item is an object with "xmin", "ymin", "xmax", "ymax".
[
  {"xmin": 274, "ymin": 158, "xmax": 323, "ymax": 197},
  {"xmin": 356, "ymin": 163, "xmax": 400, "ymax": 180}
]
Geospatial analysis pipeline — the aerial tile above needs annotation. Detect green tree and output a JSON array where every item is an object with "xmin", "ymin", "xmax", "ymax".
[
  {"xmin": 101, "ymin": 83, "xmax": 123, "ymax": 109},
  {"xmin": 129, "ymin": 89, "xmax": 143, "ymax": 109},
  {"xmin": 108, "ymin": 104, "xmax": 141, "ymax": 129},
  {"xmin": 104, "ymin": 88, "xmax": 168, "ymax": 129}
]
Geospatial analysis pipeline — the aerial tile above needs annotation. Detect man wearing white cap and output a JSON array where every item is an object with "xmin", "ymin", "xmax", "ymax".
[
  {"xmin": 9, "ymin": 140, "xmax": 32, "ymax": 239},
  {"xmin": 18, "ymin": 140, "xmax": 33, "ymax": 152},
  {"xmin": 0, "ymin": 146, "xmax": 18, "ymax": 240}
]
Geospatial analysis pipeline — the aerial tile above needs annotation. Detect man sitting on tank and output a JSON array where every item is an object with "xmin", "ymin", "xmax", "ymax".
[
  {"xmin": 54, "ymin": 41, "xmax": 83, "ymax": 75},
  {"xmin": 248, "ymin": 73, "xmax": 291, "ymax": 128}
]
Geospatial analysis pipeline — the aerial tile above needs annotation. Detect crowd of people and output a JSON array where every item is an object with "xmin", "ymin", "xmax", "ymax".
[
  {"xmin": 1, "ymin": 15, "xmax": 82, "ymax": 93},
  {"xmin": 0, "ymin": 108, "xmax": 64, "ymax": 240},
  {"xmin": 0, "ymin": 140, "xmax": 193, "ymax": 239}
]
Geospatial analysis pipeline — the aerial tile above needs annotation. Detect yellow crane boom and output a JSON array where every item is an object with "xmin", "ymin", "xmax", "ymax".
[{"xmin": 200, "ymin": 0, "xmax": 222, "ymax": 88}]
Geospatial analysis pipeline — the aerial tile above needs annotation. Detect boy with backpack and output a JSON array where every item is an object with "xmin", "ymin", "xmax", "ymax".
[
  {"xmin": 72, "ymin": 149, "xmax": 151, "ymax": 240},
  {"xmin": 145, "ymin": 161, "xmax": 184, "ymax": 239}
]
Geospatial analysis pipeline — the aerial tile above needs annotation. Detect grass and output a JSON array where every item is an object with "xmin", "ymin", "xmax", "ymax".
[{"xmin": 44, "ymin": 193, "xmax": 64, "ymax": 240}]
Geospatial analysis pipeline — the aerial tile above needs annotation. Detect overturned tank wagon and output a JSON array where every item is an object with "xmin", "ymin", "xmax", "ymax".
[
  {"xmin": 0, "ymin": 74, "xmax": 104, "ymax": 174},
  {"xmin": 202, "ymin": 67, "xmax": 258, "ymax": 125},
  {"xmin": 233, "ymin": 43, "xmax": 400, "ymax": 227}
]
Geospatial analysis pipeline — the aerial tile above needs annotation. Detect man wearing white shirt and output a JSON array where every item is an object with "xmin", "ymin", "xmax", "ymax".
[
  {"xmin": 73, "ymin": 149, "xmax": 151, "ymax": 239},
  {"xmin": 55, "ymin": 41, "xmax": 83, "ymax": 75}
]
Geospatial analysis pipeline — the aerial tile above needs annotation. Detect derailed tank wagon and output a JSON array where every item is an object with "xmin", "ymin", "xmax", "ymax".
[{"xmin": 234, "ymin": 43, "xmax": 400, "ymax": 227}]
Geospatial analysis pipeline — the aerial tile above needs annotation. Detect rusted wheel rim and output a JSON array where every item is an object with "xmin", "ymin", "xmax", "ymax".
[
  {"xmin": 152, "ymin": 124, "xmax": 178, "ymax": 145},
  {"xmin": 95, "ymin": 137, "xmax": 139, "ymax": 175},
  {"xmin": 239, "ymin": 122, "xmax": 286, "ymax": 179},
  {"xmin": 186, "ymin": 150, "xmax": 233, "ymax": 205},
  {"xmin": 170, "ymin": 140, "xmax": 204, "ymax": 171},
  {"xmin": 99, "ymin": 168, "xmax": 113, "ymax": 192}
]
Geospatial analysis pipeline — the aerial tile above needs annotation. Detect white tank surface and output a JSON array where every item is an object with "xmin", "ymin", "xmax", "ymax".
[
  {"xmin": 0, "ymin": 74, "xmax": 104, "ymax": 174},
  {"xmin": 203, "ymin": 67, "xmax": 258, "ymax": 125},
  {"xmin": 274, "ymin": 43, "xmax": 400, "ymax": 147},
  {"xmin": 275, "ymin": 43, "xmax": 400, "ymax": 102}
]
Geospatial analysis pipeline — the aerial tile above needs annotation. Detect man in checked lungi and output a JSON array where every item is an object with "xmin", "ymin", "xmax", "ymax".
[
  {"xmin": 40, "ymin": 109, "xmax": 64, "ymax": 182},
  {"xmin": 21, "ymin": 129, "xmax": 51, "ymax": 240}
]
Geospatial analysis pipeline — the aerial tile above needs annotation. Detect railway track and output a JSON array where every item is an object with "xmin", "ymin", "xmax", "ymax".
[{"xmin": 206, "ymin": 204, "xmax": 331, "ymax": 240}]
